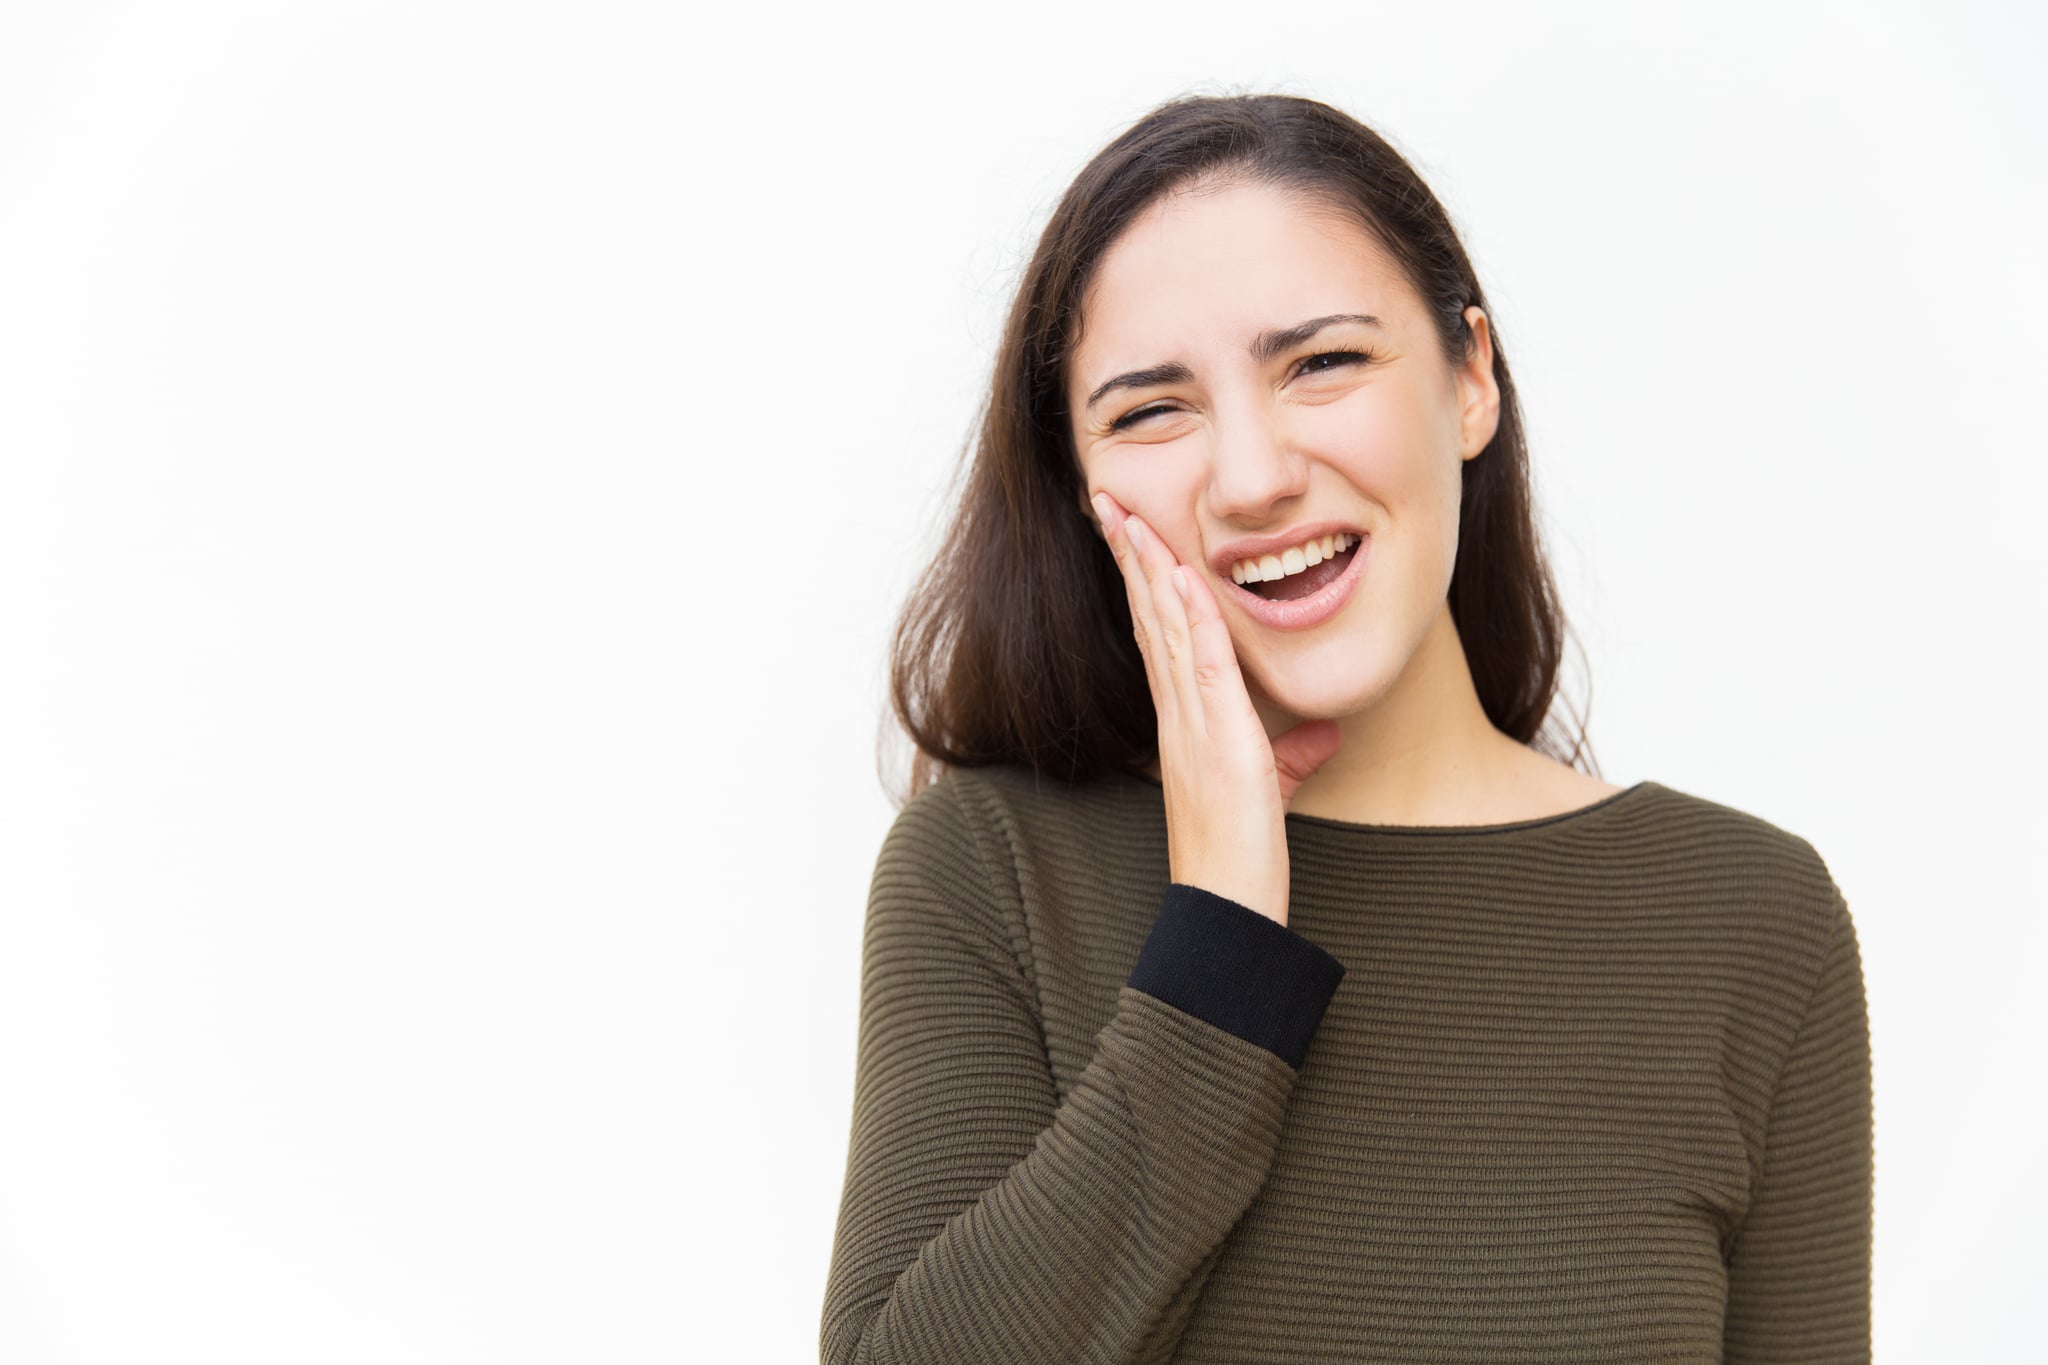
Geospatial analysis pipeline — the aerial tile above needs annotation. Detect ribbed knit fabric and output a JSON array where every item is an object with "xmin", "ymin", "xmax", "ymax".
[{"xmin": 821, "ymin": 764, "xmax": 1873, "ymax": 1363}]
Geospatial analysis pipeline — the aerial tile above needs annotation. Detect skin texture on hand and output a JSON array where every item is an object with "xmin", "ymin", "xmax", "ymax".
[{"xmin": 1091, "ymin": 488, "xmax": 1342, "ymax": 925}]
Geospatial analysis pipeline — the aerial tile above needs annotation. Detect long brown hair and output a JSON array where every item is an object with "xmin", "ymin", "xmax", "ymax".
[{"xmin": 883, "ymin": 92, "xmax": 1600, "ymax": 803}]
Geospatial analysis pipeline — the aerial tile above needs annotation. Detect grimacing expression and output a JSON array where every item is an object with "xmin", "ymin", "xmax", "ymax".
[{"xmin": 1066, "ymin": 177, "xmax": 1499, "ymax": 727}]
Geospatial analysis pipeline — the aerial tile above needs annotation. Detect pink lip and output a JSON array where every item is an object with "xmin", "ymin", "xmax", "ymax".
[
  {"xmin": 1222, "ymin": 534, "xmax": 1369, "ymax": 631},
  {"xmin": 1207, "ymin": 520, "xmax": 1364, "ymax": 576}
]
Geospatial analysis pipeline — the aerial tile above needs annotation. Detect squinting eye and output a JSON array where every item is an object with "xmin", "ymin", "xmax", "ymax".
[{"xmin": 1108, "ymin": 347, "xmax": 1379, "ymax": 432}]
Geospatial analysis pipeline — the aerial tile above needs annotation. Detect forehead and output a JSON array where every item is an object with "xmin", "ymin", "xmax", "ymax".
[{"xmin": 1070, "ymin": 181, "xmax": 1409, "ymax": 389}]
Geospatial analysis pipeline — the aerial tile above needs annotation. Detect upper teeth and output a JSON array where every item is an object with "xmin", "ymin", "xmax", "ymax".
[{"xmin": 1231, "ymin": 533, "xmax": 1357, "ymax": 585}]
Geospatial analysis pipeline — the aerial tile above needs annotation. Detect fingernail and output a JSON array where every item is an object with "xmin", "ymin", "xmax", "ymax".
[
  {"xmin": 1125, "ymin": 516, "xmax": 1144, "ymax": 549},
  {"xmin": 1089, "ymin": 492, "xmax": 1111, "ymax": 526}
]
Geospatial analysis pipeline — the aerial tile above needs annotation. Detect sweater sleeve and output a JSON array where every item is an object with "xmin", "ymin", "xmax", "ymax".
[
  {"xmin": 819, "ymin": 781, "xmax": 1346, "ymax": 1364},
  {"xmin": 1722, "ymin": 884, "xmax": 1874, "ymax": 1362}
]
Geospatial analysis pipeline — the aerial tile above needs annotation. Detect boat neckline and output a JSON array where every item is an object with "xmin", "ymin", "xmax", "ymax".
[{"xmin": 1112, "ymin": 770, "xmax": 1657, "ymax": 837}]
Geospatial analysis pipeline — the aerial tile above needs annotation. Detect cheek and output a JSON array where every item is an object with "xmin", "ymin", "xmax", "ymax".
[
  {"xmin": 1298, "ymin": 417, "xmax": 1400, "ymax": 507},
  {"xmin": 1098, "ymin": 464, "xmax": 1205, "ymax": 555},
  {"xmin": 1309, "ymin": 393, "xmax": 1456, "ymax": 508}
]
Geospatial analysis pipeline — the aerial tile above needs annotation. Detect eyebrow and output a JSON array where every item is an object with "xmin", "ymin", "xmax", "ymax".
[{"xmin": 1083, "ymin": 313, "xmax": 1385, "ymax": 412}]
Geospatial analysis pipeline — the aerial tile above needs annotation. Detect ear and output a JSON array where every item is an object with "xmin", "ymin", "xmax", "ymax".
[{"xmin": 1456, "ymin": 305, "xmax": 1502, "ymax": 461}]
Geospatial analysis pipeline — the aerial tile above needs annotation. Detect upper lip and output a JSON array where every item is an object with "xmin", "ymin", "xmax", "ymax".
[{"xmin": 1208, "ymin": 522, "xmax": 1367, "ymax": 576}]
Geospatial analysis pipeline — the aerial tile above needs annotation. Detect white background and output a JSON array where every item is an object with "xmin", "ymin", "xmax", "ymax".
[{"xmin": 1, "ymin": 1, "xmax": 2041, "ymax": 1360}]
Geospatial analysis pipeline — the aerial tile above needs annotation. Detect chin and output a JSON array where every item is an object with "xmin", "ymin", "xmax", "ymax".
[{"xmin": 1247, "ymin": 657, "xmax": 1391, "ymax": 726}]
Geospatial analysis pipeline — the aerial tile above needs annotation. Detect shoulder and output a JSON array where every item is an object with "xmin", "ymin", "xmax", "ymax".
[
  {"xmin": 1632, "ymin": 780, "xmax": 1839, "ymax": 886},
  {"xmin": 902, "ymin": 762, "xmax": 1158, "ymax": 871},
  {"xmin": 1628, "ymin": 785, "xmax": 1867, "ymax": 1197},
  {"xmin": 880, "ymin": 760, "xmax": 1151, "ymax": 888},
  {"xmin": 1626, "ymin": 779, "xmax": 1851, "ymax": 977},
  {"xmin": 878, "ymin": 763, "xmax": 1169, "ymax": 949}
]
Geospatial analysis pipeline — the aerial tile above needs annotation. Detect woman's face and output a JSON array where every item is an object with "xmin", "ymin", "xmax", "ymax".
[{"xmin": 1067, "ymin": 178, "xmax": 1500, "ymax": 729}]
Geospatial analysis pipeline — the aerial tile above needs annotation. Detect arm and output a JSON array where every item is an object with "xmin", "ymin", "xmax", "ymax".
[
  {"xmin": 819, "ymin": 781, "xmax": 1345, "ymax": 1365},
  {"xmin": 1722, "ymin": 885, "xmax": 1874, "ymax": 1362}
]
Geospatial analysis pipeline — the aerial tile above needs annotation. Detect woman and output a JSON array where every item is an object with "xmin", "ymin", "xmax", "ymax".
[{"xmin": 822, "ymin": 93, "xmax": 1872, "ymax": 1363}]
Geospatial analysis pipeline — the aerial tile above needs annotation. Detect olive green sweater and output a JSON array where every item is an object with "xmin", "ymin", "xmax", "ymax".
[{"xmin": 821, "ymin": 765, "xmax": 1873, "ymax": 1362}]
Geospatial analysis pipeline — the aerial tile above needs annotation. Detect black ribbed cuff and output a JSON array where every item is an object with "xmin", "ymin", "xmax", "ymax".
[{"xmin": 1126, "ymin": 883, "xmax": 1347, "ymax": 1070}]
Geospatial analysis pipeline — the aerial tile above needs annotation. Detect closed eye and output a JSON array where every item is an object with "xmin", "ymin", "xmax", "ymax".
[{"xmin": 1107, "ymin": 402, "xmax": 1178, "ymax": 433}]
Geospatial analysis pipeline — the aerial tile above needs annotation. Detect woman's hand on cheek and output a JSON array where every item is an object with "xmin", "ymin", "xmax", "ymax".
[{"xmin": 1090, "ymin": 491, "xmax": 1342, "ymax": 928}]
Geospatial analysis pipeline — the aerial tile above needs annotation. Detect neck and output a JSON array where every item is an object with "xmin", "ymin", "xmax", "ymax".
[{"xmin": 1253, "ymin": 601, "xmax": 1530, "ymax": 827}]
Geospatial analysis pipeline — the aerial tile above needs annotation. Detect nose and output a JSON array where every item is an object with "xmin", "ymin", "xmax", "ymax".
[{"xmin": 1206, "ymin": 401, "xmax": 1310, "ymax": 522}]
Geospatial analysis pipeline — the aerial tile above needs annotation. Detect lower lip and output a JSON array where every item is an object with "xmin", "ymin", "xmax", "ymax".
[{"xmin": 1224, "ymin": 536, "xmax": 1369, "ymax": 631}]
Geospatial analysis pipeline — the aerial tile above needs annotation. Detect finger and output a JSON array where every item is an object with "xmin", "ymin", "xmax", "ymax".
[
  {"xmin": 1092, "ymin": 494, "xmax": 1171, "ymax": 714},
  {"xmin": 1270, "ymin": 718, "xmax": 1344, "ymax": 801},
  {"xmin": 1171, "ymin": 562, "xmax": 1250, "ymax": 704},
  {"xmin": 1122, "ymin": 513, "xmax": 1198, "ymax": 726},
  {"xmin": 1089, "ymin": 490, "xmax": 1124, "ymax": 543},
  {"xmin": 1117, "ymin": 513, "xmax": 1180, "ymax": 719}
]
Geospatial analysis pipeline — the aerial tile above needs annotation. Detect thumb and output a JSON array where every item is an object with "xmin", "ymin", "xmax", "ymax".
[{"xmin": 1269, "ymin": 719, "xmax": 1343, "ymax": 806}]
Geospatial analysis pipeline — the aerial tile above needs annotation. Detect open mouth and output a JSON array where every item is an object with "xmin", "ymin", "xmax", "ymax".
[{"xmin": 1240, "ymin": 537, "xmax": 1362, "ymax": 601}]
